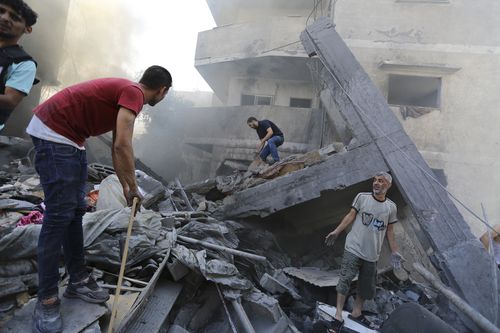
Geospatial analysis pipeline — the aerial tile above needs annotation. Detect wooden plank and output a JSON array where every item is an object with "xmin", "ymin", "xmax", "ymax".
[
  {"xmin": 116, "ymin": 250, "xmax": 170, "ymax": 333},
  {"xmin": 102, "ymin": 293, "xmax": 140, "ymax": 331},
  {"xmin": 301, "ymin": 17, "xmax": 498, "ymax": 324}
]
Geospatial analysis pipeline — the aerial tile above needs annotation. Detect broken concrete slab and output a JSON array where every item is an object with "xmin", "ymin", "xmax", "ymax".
[
  {"xmin": 317, "ymin": 302, "xmax": 379, "ymax": 333},
  {"xmin": 380, "ymin": 302, "xmax": 458, "ymax": 333},
  {"xmin": 221, "ymin": 142, "xmax": 387, "ymax": 218},
  {"xmin": 136, "ymin": 170, "xmax": 166, "ymax": 209},
  {"xmin": 300, "ymin": 16, "xmax": 499, "ymax": 326},
  {"xmin": 167, "ymin": 257, "xmax": 190, "ymax": 282},
  {"xmin": 168, "ymin": 325, "xmax": 191, "ymax": 333},
  {"xmin": 242, "ymin": 289, "xmax": 282, "ymax": 323},
  {"xmin": 3, "ymin": 292, "xmax": 108, "ymax": 333},
  {"xmin": 259, "ymin": 273, "xmax": 301, "ymax": 300},
  {"xmin": 283, "ymin": 266, "xmax": 391, "ymax": 288},
  {"xmin": 284, "ymin": 267, "xmax": 343, "ymax": 288},
  {"xmin": 122, "ymin": 280, "xmax": 182, "ymax": 333}
]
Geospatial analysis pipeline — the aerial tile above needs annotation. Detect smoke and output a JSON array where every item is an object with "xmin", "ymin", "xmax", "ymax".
[
  {"xmin": 57, "ymin": 0, "xmax": 138, "ymax": 86},
  {"xmin": 133, "ymin": 92, "xmax": 198, "ymax": 182}
]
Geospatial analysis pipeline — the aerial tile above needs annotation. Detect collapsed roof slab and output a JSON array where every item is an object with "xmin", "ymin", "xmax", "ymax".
[
  {"xmin": 222, "ymin": 141, "xmax": 388, "ymax": 218},
  {"xmin": 221, "ymin": 16, "xmax": 498, "ymax": 329},
  {"xmin": 299, "ymin": 17, "xmax": 497, "ymax": 327}
]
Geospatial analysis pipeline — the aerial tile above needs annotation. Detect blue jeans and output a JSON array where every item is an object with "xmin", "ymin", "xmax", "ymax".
[
  {"xmin": 260, "ymin": 135, "xmax": 284, "ymax": 162},
  {"xmin": 32, "ymin": 137, "xmax": 88, "ymax": 300}
]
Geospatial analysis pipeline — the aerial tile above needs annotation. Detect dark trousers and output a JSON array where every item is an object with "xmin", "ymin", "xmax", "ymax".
[{"xmin": 32, "ymin": 137, "xmax": 88, "ymax": 300}]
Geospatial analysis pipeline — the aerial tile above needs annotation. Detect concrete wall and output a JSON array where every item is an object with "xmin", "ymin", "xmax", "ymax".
[
  {"xmin": 331, "ymin": 0, "xmax": 500, "ymax": 235},
  {"xmin": 195, "ymin": 0, "xmax": 500, "ymax": 234},
  {"xmin": 174, "ymin": 105, "xmax": 322, "ymax": 182},
  {"xmin": 227, "ymin": 77, "xmax": 317, "ymax": 108},
  {"xmin": 206, "ymin": 0, "xmax": 329, "ymax": 26},
  {"xmin": 196, "ymin": 16, "xmax": 307, "ymax": 62}
]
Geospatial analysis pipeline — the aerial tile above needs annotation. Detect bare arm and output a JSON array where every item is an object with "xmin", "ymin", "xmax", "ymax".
[
  {"xmin": 112, "ymin": 107, "xmax": 140, "ymax": 205},
  {"xmin": 257, "ymin": 127, "xmax": 274, "ymax": 151},
  {"xmin": 261, "ymin": 127, "xmax": 274, "ymax": 143},
  {"xmin": 0, "ymin": 87, "xmax": 26, "ymax": 114},
  {"xmin": 386, "ymin": 223, "xmax": 398, "ymax": 253},
  {"xmin": 325, "ymin": 208, "xmax": 357, "ymax": 244}
]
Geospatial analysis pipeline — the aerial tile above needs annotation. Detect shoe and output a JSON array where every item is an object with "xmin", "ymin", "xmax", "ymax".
[
  {"xmin": 32, "ymin": 298, "xmax": 62, "ymax": 333},
  {"xmin": 348, "ymin": 314, "xmax": 373, "ymax": 328},
  {"xmin": 327, "ymin": 317, "xmax": 344, "ymax": 333},
  {"xmin": 63, "ymin": 275, "xmax": 109, "ymax": 304}
]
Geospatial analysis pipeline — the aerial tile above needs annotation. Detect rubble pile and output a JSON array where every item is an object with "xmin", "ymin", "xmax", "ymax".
[
  {"xmin": 186, "ymin": 149, "xmax": 329, "ymax": 208},
  {"xmin": 0, "ymin": 152, "xmax": 451, "ymax": 333}
]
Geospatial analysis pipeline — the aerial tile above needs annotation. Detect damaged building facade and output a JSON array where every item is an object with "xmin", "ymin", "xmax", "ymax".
[
  {"xmin": 175, "ymin": 0, "xmax": 500, "ymax": 235},
  {"xmin": 1, "ymin": 1, "xmax": 499, "ymax": 333}
]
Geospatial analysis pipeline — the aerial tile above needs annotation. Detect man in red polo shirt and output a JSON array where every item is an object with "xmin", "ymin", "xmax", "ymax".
[{"xmin": 26, "ymin": 65, "xmax": 171, "ymax": 333}]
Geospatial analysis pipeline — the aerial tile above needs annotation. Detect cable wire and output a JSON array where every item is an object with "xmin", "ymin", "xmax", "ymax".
[
  {"xmin": 260, "ymin": 40, "xmax": 301, "ymax": 54},
  {"xmin": 304, "ymin": 28, "xmax": 499, "ymax": 236}
]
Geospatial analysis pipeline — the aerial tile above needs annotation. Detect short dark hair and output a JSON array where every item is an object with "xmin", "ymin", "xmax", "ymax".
[
  {"xmin": 247, "ymin": 117, "xmax": 258, "ymax": 123},
  {"xmin": 139, "ymin": 65, "xmax": 172, "ymax": 90},
  {"xmin": 0, "ymin": 0, "xmax": 37, "ymax": 26}
]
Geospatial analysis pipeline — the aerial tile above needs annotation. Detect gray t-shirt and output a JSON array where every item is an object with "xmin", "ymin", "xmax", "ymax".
[{"xmin": 344, "ymin": 192, "xmax": 398, "ymax": 262}]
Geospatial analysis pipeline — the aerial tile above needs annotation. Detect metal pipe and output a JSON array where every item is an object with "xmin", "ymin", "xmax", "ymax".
[
  {"xmin": 99, "ymin": 283, "xmax": 144, "ymax": 293},
  {"xmin": 216, "ymin": 284, "xmax": 238, "ymax": 333},
  {"xmin": 413, "ymin": 263, "xmax": 500, "ymax": 333},
  {"xmin": 177, "ymin": 235, "xmax": 267, "ymax": 263},
  {"xmin": 231, "ymin": 298, "xmax": 256, "ymax": 333},
  {"xmin": 175, "ymin": 178, "xmax": 194, "ymax": 211}
]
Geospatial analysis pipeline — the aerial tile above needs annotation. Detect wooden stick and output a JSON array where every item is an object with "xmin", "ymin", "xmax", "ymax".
[
  {"xmin": 177, "ymin": 235, "xmax": 267, "ymax": 262},
  {"xmin": 175, "ymin": 178, "xmax": 194, "ymax": 211},
  {"xmin": 413, "ymin": 263, "xmax": 500, "ymax": 333},
  {"xmin": 107, "ymin": 198, "xmax": 139, "ymax": 333}
]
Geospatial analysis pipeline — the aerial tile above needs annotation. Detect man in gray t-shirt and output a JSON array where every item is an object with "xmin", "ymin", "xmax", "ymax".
[{"xmin": 324, "ymin": 172, "xmax": 402, "ymax": 332}]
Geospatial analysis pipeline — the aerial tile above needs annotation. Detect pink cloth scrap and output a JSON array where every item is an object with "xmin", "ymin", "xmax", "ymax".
[{"xmin": 17, "ymin": 211, "xmax": 43, "ymax": 227}]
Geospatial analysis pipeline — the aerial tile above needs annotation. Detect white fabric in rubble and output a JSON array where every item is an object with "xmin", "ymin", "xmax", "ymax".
[
  {"xmin": 95, "ymin": 174, "xmax": 127, "ymax": 211},
  {"xmin": 0, "ymin": 207, "xmax": 166, "ymax": 263},
  {"xmin": 82, "ymin": 207, "xmax": 161, "ymax": 247},
  {"xmin": 0, "ymin": 224, "xmax": 41, "ymax": 260},
  {"xmin": 83, "ymin": 208, "xmax": 170, "ymax": 268},
  {"xmin": 172, "ymin": 245, "xmax": 252, "ymax": 290}
]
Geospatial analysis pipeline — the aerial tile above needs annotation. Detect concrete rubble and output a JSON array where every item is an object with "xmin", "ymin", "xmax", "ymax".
[{"xmin": 0, "ymin": 133, "xmax": 486, "ymax": 333}]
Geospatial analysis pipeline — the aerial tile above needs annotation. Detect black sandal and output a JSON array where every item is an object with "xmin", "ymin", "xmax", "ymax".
[
  {"xmin": 327, "ymin": 317, "xmax": 344, "ymax": 333},
  {"xmin": 348, "ymin": 314, "xmax": 373, "ymax": 328}
]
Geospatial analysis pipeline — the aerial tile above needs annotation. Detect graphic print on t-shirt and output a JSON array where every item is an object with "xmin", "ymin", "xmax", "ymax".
[
  {"xmin": 361, "ymin": 211, "xmax": 386, "ymax": 231},
  {"xmin": 361, "ymin": 212, "xmax": 374, "ymax": 225},
  {"xmin": 369, "ymin": 218, "xmax": 386, "ymax": 231}
]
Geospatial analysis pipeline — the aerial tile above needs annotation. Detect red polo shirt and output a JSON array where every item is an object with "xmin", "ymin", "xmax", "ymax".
[{"xmin": 34, "ymin": 78, "xmax": 145, "ymax": 146}]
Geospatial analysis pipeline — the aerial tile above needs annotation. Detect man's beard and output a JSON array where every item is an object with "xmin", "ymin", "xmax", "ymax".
[
  {"xmin": 373, "ymin": 187, "xmax": 387, "ymax": 195},
  {"xmin": 0, "ymin": 31, "xmax": 16, "ymax": 40}
]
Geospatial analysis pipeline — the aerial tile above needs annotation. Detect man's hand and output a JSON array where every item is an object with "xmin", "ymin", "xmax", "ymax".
[
  {"xmin": 257, "ymin": 141, "xmax": 265, "ymax": 152},
  {"xmin": 124, "ymin": 187, "xmax": 143, "ymax": 209},
  {"xmin": 391, "ymin": 252, "xmax": 403, "ymax": 270},
  {"xmin": 325, "ymin": 231, "xmax": 338, "ymax": 246}
]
